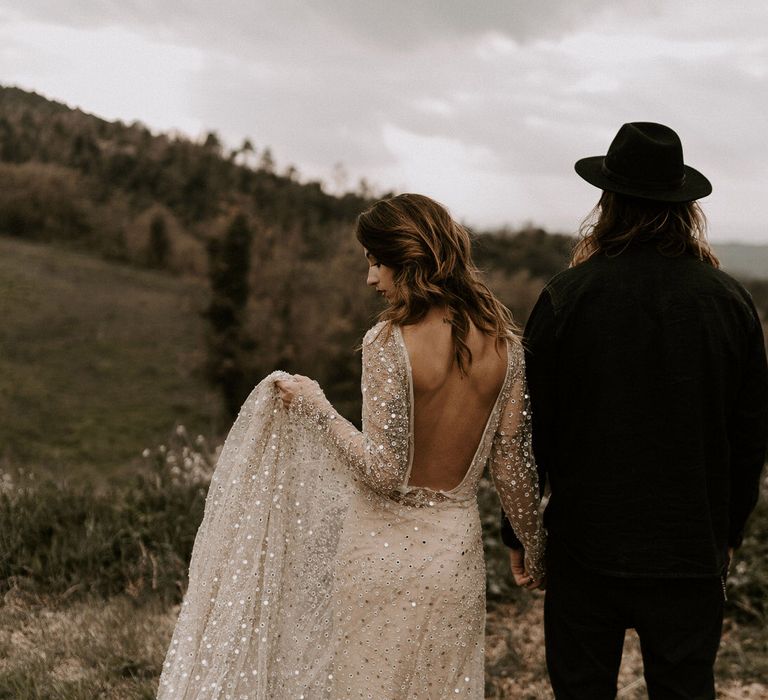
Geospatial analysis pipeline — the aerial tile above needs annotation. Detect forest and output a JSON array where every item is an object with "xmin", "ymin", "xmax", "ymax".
[{"xmin": 0, "ymin": 85, "xmax": 766, "ymax": 698}]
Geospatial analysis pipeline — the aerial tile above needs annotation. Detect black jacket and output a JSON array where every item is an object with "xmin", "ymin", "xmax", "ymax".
[{"xmin": 501, "ymin": 243, "xmax": 768, "ymax": 577}]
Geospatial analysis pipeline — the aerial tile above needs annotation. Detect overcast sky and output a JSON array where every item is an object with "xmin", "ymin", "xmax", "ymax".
[{"xmin": 1, "ymin": 1, "xmax": 767, "ymax": 242}]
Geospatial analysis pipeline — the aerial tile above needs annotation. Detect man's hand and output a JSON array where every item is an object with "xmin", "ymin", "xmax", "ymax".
[{"xmin": 508, "ymin": 548, "xmax": 545, "ymax": 590}]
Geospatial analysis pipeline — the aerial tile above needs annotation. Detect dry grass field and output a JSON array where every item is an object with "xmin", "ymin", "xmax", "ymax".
[{"xmin": 1, "ymin": 592, "xmax": 766, "ymax": 699}]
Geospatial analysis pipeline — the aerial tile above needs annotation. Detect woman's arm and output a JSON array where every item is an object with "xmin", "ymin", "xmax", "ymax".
[
  {"xmin": 278, "ymin": 323, "xmax": 411, "ymax": 496},
  {"xmin": 489, "ymin": 343, "xmax": 547, "ymax": 582}
]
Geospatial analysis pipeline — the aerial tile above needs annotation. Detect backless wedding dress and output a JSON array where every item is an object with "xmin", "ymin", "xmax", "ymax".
[{"xmin": 157, "ymin": 322, "xmax": 545, "ymax": 699}]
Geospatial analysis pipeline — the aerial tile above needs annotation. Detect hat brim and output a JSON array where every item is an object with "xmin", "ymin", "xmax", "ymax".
[{"xmin": 574, "ymin": 156, "xmax": 712, "ymax": 202}]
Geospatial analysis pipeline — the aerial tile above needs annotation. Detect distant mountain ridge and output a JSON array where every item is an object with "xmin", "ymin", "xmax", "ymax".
[{"xmin": 713, "ymin": 243, "xmax": 768, "ymax": 280}]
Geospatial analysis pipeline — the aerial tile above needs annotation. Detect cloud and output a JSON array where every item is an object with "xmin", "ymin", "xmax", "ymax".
[
  {"xmin": 3, "ymin": 0, "xmax": 619, "ymax": 47},
  {"xmin": 0, "ymin": 14, "xmax": 205, "ymax": 134}
]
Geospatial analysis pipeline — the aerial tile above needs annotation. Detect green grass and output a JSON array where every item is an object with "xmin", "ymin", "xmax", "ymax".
[{"xmin": 0, "ymin": 236, "xmax": 224, "ymax": 476}]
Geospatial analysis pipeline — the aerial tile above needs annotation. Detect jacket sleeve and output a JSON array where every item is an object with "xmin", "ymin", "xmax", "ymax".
[
  {"xmin": 490, "ymin": 342, "xmax": 547, "ymax": 580},
  {"xmin": 290, "ymin": 322, "xmax": 411, "ymax": 497},
  {"xmin": 727, "ymin": 305, "xmax": 768, "ymax": 548},
  {"xmin": 501, "ymin": 289, "xmax": 555, "ymax": 550}
]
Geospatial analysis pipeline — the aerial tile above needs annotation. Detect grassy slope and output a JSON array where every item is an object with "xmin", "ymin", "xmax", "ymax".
[{"xmin": 0, "ymin": 236, "xmax": 223, "ymax": 476}]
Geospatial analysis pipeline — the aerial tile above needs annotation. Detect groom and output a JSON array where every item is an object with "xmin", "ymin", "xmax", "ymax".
[{"xmin": 503, "ymin": 122, "xmax": 768, "ymax": 699}]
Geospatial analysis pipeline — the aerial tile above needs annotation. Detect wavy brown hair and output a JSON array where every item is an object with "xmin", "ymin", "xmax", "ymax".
[
  {"xmin": 571, "ymin": 191, "xmax": 719, "ymax": 267},
  {"xmin": 356, "ymin": 193, "xmax": 518, "ymax": 375}
]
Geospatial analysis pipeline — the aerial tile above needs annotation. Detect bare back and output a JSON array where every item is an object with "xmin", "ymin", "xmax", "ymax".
[{"xmin": 401, "ymin": 307, "xmax": 509, "ymax": 492}]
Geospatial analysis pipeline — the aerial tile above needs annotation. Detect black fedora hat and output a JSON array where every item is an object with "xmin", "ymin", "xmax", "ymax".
[{"xmin": 575, "ymin": 122, "xmax": 712, "ymax": 202}]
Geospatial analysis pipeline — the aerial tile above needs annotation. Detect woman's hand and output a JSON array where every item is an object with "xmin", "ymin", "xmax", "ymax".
[
  {"xmin": 509, "ymin": 548, "xmax": 545, "ymax": 591},
  {"xmin": 275, "ymin": 374, "xmax": 317, "ymax": 409}
]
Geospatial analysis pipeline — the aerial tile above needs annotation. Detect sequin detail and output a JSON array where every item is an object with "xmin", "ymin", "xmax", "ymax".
[{"xmin": 157, "ymin": 321, "xmax": 545, "ymax": 699}]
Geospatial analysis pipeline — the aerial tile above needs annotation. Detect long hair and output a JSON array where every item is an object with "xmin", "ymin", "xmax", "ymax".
[
  {"xmin": 571, "ymin": 191, "xmax": 719, "ymax": 267},
  {"xmin": 356, "ymin": 193, "xmax": 518, "ymax": 375}
]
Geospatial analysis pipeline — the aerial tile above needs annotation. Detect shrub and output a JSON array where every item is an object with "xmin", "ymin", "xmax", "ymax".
[
  {"xmin": 1, "ymin": 426, "xmax": 765, "ymax": 627},
  {"xmin": 0, "ymin": 426, "xmax": 216, "ymax": 604}
]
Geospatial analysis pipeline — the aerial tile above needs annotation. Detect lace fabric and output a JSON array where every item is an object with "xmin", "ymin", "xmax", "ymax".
[
  {"xmin": 158, "ymin": 322, "xmax": 545, "ymax": 699},
  {"xmin": 290, "ymin": 323, "xmax": 411, "ymax": 497}
]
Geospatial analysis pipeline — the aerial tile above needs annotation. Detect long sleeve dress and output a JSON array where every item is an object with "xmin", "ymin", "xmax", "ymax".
[{"xmin": 157, "ymin": 321, "xmax": 545, "ymax": 700}]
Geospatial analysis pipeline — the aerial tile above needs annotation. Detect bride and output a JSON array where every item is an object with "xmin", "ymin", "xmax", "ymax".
[{"xmin": 157, "ymin": 193, "xmax": 545, "ymax": 699}]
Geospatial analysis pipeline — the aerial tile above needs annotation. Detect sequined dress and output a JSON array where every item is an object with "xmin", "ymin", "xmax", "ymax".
[{"xmin": 157, "ymin": 322, "xmax": 545, "ymax": 699}]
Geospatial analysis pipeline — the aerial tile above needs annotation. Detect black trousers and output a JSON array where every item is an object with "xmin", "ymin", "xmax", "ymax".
[{"xmin": 544, "ymin": 544, "xmax": 724, "ymax": 700}]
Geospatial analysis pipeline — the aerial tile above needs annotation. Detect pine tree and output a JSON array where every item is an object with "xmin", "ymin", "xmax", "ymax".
[
  {"xmin": 259, "ymin": 147, "xmax": 275, "ymax": 174},
  {"xmin": 204, "ymin": 212, "xmax": 254, "ymax": 416},
  {"xmin": 147, "ymin": 213, "xmax": 170, "ymax": 268}
]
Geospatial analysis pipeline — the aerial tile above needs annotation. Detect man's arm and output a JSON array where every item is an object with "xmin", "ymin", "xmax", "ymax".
[
  {"xmin": 728, "ymin": 307, "xmax": 768, "ymax": 549},
  {"xmin": 501, "ymin": 288, "xmax": 557, "ymax": 551}
]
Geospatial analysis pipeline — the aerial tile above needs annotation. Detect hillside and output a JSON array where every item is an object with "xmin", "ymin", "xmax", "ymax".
[
  {"xmin": 0, "ymin": 84, "xmax": 374, "ymax": 271},
  {"xmin": 0, "ymin": 85, "xmax": 764, "ymax": 477},
  {"xmin": 0, "ymin": 85, "xmax": 389, "ymax": 466},
  {"xmin": 0, "ymin": 236, "xmax": 223, "ymax": 475}
]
